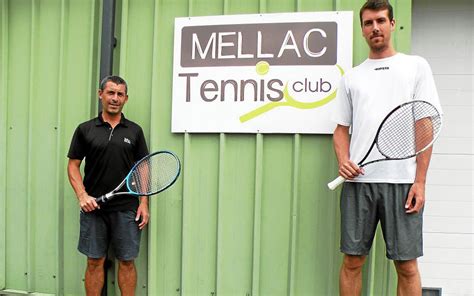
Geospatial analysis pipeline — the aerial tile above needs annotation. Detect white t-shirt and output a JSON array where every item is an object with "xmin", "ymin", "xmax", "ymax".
[{"xmin": 332, "ymin": 53, "xmax": 442, "ymax": 183}]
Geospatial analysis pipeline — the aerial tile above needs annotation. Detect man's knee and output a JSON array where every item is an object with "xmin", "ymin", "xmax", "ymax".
[
  {"xmin": 87, "ymin": 257, "xmax": 105, "ymax": 269},
  {"xmin": 86, "ymin": 257, "xmax": 106, "ymax": 276},
  {"xmin": 119, "ymin": 260, "xmax": 135, "ymax": 271},
  {"xmin": 394, "ymin": 259, "xmax": 419, "ymax": 278},
  {"xmin": 342, "ymin": 255, "xmax": 367, "ymax": 272}
]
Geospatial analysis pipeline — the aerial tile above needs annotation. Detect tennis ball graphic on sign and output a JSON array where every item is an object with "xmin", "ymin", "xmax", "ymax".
[{"xmin": 256, "ymin": 61, "xmax": 270, "ymax": 75}]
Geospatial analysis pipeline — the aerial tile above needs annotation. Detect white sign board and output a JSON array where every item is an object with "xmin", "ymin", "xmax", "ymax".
[{"xmin": 172, "ymin": 12, "xmax": 353, "ymax": 133}]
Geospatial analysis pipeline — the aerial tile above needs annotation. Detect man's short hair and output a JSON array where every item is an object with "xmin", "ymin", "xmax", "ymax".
[
  {"xmin": 359, "ymin": 0, "xmax": 394, "ymax": 26},
  {"xmin": 99, "ymin": 75, "xmax": 128, "ymax": 94}
]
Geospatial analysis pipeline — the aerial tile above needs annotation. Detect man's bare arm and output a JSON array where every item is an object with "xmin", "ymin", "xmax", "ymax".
[
  {"xmin": 67, "ymin": 159, "xmax": 98, "ymax": 212},
  {"xmin": 333, "ymin": 124, "xmax": 363, "ymax": 179}
]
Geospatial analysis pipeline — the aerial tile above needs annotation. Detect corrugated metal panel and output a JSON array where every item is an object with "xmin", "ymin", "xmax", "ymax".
[
  {"xmin": 0, "ymin": 0, "xmax": 414, "ymax": 294},
  {"xmin": 1, "ymin": 0, "xmax": 100, "ymax": 294}
]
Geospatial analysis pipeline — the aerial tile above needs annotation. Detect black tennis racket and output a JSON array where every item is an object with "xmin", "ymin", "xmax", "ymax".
[
  {"xmin": 328, "ymin": 100, "xmax": 442, "ymax": 190},
  {"xmin": 95, "ymin": 150, "xmax": 181, "ymax": 204}
]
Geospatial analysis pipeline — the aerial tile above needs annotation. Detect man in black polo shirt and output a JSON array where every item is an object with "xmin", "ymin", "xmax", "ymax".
[{"xmin": 67, "ymin": 75, "xmax": 149, "ymax": 295}]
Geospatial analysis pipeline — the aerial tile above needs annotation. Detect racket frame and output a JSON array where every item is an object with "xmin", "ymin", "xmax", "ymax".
[
  {"xmin": 358, "ymin": 100, "xmax": 442, "ymax": 168},
  {"xmin": 95, "ymin": 150, "xmax": 181, "ymax": 204}
]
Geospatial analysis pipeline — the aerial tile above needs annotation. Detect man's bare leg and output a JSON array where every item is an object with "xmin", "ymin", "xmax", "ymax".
[
  {"xmin": 394, "ymin": 259, "xmax": 422, "ymax": 296},
  {"xmin": 118, "ymin": 260, "xmax": 137, "ymax": 296},
  {"xmin": 85, "ymin": 257, "xmax": 106, "ymax": 296},
  {"xmin": 339, "ymin": 255, "xmax": 366, "ymax": 296}
]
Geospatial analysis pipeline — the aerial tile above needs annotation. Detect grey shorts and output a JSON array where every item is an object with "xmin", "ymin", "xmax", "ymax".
[
  {"xmin": 78, "ymin": 210, "xmax": 141, "ymax": 261},
  {"xmin": 340, "ymin": 182, "xmax": 423, "ymax": 261}
]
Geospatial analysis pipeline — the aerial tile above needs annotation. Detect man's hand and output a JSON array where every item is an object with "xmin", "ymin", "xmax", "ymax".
[
  {"xmin": 136, "ymin": 199, "xmax": 150, "ymax": 230},
  {"xmin": 339, "ymin": 159, "xmax": 365, "ymax": 180},
  {"xmin": 405, "ymin": 182, "xmax": 425, "ymax": 214},
  {"xmin": 78, "ymin": 192, "xmax": 99, "ymax": 212}
]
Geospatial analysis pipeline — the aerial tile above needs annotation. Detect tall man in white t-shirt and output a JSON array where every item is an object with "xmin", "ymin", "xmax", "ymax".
[{"xmin": 332, "ymin": 1, "xmax": 441, "ymax": 295}]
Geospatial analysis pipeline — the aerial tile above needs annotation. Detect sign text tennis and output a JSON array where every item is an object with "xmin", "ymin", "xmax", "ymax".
[{"xmin": 178, "ymin": 72, "xmax": 333, "ymax": 102}]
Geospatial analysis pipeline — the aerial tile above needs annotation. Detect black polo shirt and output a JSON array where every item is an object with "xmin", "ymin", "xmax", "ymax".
[{"xmin": 68, "ymin": 113, "xmax": 149, "ymax": 212}]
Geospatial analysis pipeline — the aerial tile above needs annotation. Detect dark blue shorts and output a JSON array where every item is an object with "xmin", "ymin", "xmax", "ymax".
[
  {"xmin": 78, "ymin": 210, "xmax": 141, "ymax": 261},
  {"xmin": 340, "ymin": 182, "xmax": 423, "ymax": 261}
]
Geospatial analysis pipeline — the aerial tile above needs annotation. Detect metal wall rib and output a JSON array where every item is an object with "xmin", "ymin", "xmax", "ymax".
[{"xmin": 0, "ymin": 0, "xmax": 8, "ymax": 290}]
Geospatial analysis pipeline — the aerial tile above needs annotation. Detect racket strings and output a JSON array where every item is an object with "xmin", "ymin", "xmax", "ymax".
[
  {"xmin": 376, "ymin": 101, "xmax": 442, "ymax": 159},
  {"xmin": 128, "ymin": 153, "xmax": 180, "ymax": 195}
]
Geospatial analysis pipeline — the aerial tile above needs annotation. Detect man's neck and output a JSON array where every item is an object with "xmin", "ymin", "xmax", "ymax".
[
  {"xmin": 101, "ymin": 111, "xmax": 121, "ymax": 128},
  {"xmin": 369, "ymin": 47, "xmax": 397, "ymax": 59}
]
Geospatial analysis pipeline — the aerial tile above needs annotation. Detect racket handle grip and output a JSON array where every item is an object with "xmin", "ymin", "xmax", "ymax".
[
  {"xmin": 327, "ymin": 176, "xmax": 346, "ymax": 190},
  {"xmin": 95, "ymin": 195, "xmax": 107, "ymax": 204}
]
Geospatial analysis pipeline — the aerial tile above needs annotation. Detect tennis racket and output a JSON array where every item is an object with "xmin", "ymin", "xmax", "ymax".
[
  {"xmin": 327, "ymin": 100, "xmax": 442, "ymax": 190},
  {"xmin": 95, "ymin": 150, "xmax": 181, "ymax": 204}
]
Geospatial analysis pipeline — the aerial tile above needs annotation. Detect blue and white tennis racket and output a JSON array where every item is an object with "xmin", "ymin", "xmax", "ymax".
[{"xmin": 95, "ymin": 150, "xmax": 181, "ymax": 204}]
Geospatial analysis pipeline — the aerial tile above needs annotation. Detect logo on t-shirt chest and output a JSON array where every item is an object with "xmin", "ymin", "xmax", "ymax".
[{"xmin": 374, "ymin": 66, "xmax": 390, "ymax": 71}]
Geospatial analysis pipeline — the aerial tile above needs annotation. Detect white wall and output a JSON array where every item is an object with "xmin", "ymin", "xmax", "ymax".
[{"xmin": 412, "ymin": 0, "xmax": 473, "ymax": 295}]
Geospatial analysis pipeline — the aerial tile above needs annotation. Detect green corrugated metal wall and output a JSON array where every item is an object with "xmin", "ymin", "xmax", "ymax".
[{"xmin": 0, "ymin": 0, "xmax": 412, "ymax": 295}]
